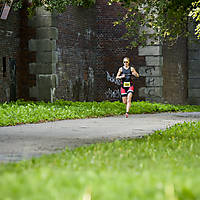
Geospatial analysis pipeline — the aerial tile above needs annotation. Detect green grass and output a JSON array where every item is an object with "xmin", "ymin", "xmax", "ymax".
[
  {"xmin": 0, "ymin": 121, "xmax": 200, "ymax": 200},
  {"xmin": 0, "ymin": 100, "xmax": 200, "ymax": 126}
]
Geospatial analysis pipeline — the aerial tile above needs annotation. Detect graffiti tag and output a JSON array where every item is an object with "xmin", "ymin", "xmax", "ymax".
[
  {"xmin": 105, "ymin": 88, "xmax": 121, "ymax": 99},
  {"xmin": 106, "ymin": 71, "xmax": 120, "ymax": 85}
]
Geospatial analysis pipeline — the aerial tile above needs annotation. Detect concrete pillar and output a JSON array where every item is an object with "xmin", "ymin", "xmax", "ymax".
[
  {"xmin": 138, "ymin": 34, "xmax": 163, "ymax": 102},
  {"xmin": 187, "ymin": 20, "xmax": 200, "ymax": 105},
  {"xmin": 28, "ymin": 7, "xmax": 58, "ymax": 102}
]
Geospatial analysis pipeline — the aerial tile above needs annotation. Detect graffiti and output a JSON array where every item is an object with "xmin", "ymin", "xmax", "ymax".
[
  {"xmin": 147, "ymin": 88, "xmax": 155, "ymax": 96},
  {"xmin": 106, "ymin": 71, "xmax": 121, "ymax": 85},
  {"xmin": 50, "ymin": 88, "xmax": 56, "ymax": 103},
  {"xmin": 146, "ymin": 77, "xmax": 155, "ymax": 86},
  {"xmin": 145, "ymin": 66, "xmax": 155, "ymax": 76},
  {"xmin": 140, "ymin": 66, "xmax": 161, "ymax": 77},
  {"xmin": 105, "ymin": 88, "xmax": 121, "ymax": 99},
  {"xmin": 0, "ymin": 29, "xmax": 13, "ymax": 37}
]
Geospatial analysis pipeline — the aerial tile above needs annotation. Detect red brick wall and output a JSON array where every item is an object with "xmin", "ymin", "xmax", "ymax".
[
  {"xmin": 0, "ymin": 8, "xmax": 20, "ymax": 102},
  {"xmin": 0, "ymin": 3, "xmax": 36, "ymax": 102},
  {"xmin": 17, "ymin": 3, "xmax": 36, "ymax": 100},
  {"xmin": 56, "ymin": 6, "xmax": 96, "ymax": 101},
  {"xmin": 96, "ymin": 0, "xmax": 145, "ymax": 101},
  {"xmin": 56, "ymin": 0, "xmax": 145, "ymax": 102}
]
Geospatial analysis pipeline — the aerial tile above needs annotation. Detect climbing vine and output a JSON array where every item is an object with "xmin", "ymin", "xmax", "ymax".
[
  {"xmin": 3, "ymin": 0, "xmax": 96, "ymax": 14},
  {"xmin": 189, "ymin": 0, "xmax": 200, "ymax": 39},
  {"xmin": 109, "ymin": 0, "xmax": 199, "ymax": 47}
]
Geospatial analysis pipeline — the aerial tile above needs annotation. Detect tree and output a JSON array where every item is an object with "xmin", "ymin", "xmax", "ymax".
[
  {"xmin": 109, "ymin": 0, "xmax": 200, "ymax": 47},
  {"xmin": 2, "ymin": 0, "xmax": 200, "ymax": 47},
  {"xmin": 189, "ymin": 0, "xmax": 200, "ymax": 39},
  {"xmin": 1, "ymin": 0, "xmax": 96, "ymax": 14}
]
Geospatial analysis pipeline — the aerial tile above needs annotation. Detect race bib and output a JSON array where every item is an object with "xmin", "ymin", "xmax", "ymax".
[{"xmin": 123, "ymin": 82, "xmax": 131, "ymax": 87}]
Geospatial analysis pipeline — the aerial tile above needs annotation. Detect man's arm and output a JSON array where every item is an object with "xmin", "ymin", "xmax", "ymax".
[{"xmin": 131, "ymin": 67, "xmax": 139, "ymax": 78}]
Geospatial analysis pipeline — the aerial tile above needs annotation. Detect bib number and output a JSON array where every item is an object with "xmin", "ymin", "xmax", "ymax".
[{"xmin": 123, "ymin": 82, "xmax": 131, "ymax": 87}]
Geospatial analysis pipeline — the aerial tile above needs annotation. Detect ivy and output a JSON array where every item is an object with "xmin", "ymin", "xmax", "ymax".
[
  {"xmin": 189, "ymin": 0, "xmax": 200, "ymax": 39},
  {"xmin": 7, "ymin": 0, "xmax": 96, "ymax": 14},
  {"xmin": 109, "ymin": 0, "xmax": 197, "ymax": 47},
  {"xmin": 4, "ymin": 0, "xmax": 200, "ymax": 47}
]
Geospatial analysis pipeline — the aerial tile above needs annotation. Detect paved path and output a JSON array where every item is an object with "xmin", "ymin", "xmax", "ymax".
[{"xmin": 0, "ymin": 112, "xmax": 200, "ymax": 163}]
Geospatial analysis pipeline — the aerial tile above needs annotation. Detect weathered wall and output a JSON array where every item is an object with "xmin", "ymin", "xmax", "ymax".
[
  {"xmin": 0, "ymin": 3, "xmax": 36, "ymax": 103},
  {"xmin": 95, "ymin": 0, "xmax": 145, "ymax": 101},
  {"xmin": 29, "ymin": 8, "xmax": 57, "ymax": 102},
  {"xmin": 188, "ymin": 21, "xmax": 200, "ymax": 105},
  {"xmin": 0, "ymin": 8, "xmax": 20, "ymax": 102},
  {"xmin": 1, "ymin": 2, "xmax": 196, "ymax": 105},
  {"xmin": 138, "ymin": 43, "xmax": 164, "ymax": 103},
  {"xmin": 18, "ymin": 4, "xmax": 36, "ymax": 101},
  {"xmin": 56, "ymin": 6, "xmax": 96, "ymax": 101},
  {"xmin": 162, "ymin": 38, "xmax": 188, "ymax": 104},
  {"xmin": 55, "ymin": 0, "xmax": 145, "ymax": 102}
]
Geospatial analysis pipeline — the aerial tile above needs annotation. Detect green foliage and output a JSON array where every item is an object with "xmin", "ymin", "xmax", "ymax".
[
  {"xmin": 0, "ymin": 121, "xmax": 200, "ymax": 199},
  {"xmin": 109, "ymin": 0, "xmax": 195, "ymax": 47},
  {"xmin": 189, "ymin": 0, "xmax": 200, "ymax": 38},
  {"xmin": 0, "ymin": 100, "xmax": 200, "ymax": 126},
  {"xmin": 11, "ymin": 0, "xmax": 96, "ymax": 14}
]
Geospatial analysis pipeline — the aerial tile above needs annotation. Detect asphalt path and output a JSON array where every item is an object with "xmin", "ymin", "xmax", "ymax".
[{"xmin": 0, "ymin": 112, "xmax": 200, "ymax": 163}]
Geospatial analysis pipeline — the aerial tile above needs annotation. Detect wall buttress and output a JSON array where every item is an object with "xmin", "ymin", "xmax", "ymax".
[{"xmin": 28, "ymin": 7, "xmax": 58, "ymax": 102}]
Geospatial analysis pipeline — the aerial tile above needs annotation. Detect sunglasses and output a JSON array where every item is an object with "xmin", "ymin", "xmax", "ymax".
[{"xmin": 124, "ymin": 61, "xmax": 129, "ymax": 63}]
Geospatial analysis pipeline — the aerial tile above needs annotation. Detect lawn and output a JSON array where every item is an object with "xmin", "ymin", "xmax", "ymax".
[
  {"xmin": 0, "ymin": 121, "xmax": 200, "ymax": 200},
  {"xmin": 0, "ymin": 100, "xmax": 200, "ymax": 126}
]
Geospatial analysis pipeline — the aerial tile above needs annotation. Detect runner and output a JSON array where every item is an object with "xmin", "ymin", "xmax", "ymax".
[{"xmin": 116, "ymin": 57, "xmax": 139, "ymax": 118}]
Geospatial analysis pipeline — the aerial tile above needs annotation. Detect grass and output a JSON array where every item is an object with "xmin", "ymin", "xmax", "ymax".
[
  {"xmin": 0, "ymin": 100, "xmax": 200, "ymax": 126},
  {"xmin": 0, "ymin": 121, "xmax": 200, "ymax": 200}
]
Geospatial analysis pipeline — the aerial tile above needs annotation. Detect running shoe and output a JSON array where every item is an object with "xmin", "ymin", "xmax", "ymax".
[{"xmin": 125, "ymin": 112, "xmax": 128, "ymax": 118}]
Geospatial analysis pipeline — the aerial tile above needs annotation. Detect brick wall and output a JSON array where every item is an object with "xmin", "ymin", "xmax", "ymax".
[
  {"xmin": 56, "ymin": 7, "xmax": 96, "ymax": 101},
  {"xmin": 55, "ymin": 0, "xmax": 145, "ymax": 102},
  {"xmin": 163, "ymin": 38, "xmax": 188, "ymax": 104},
  {"xmin": 0, "ymin": 7, "xmax": 20, "ymax": 102},
  {"xmin": 17, "ymin": 3, "xmax": 36, "ymax": 100},
  {"xmin": 0, "ymin": 3, "xmax": 36, "ymax": 102},
  {"xmin": 188, "ymin": 21, "xmax": 200, "ymax": 105},
  {"xmin": 96, "ymin": 0, "xmax": 145, "ymax": 101}
]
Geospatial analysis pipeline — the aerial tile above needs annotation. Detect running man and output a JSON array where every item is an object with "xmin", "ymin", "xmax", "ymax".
[{"xmin": 116, "ymin": 57, "xmax": 139, "ymax": 118}]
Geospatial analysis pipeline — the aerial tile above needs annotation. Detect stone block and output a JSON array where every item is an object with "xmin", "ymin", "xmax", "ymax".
[
  {"xmin": 35, "ymin": 7, "xmax": 51, "ymax": 16},
  {"xmin": 188, "ymin": 49, "xmax": 200, "ymax": 60},
  {"xmin": 34, "ymin": 15, "xmax": 56, "ymax": 28},
  {"xmin": 188, "ymin": 89, "xmax": 200, "ymax": 98},
  {"xmin": 188, "ymin": 60, "xmax": 200, "ymax": 77},
  {"xmin": 146, "ymin": 77, "xmax": 163, "ymax": 87},
  {"xmin": 139, "ymin": 66, "xmax": 162, "ymax": 77},
  {"xmin": 139, "ymin": 26, "xmax": 156, "ymax": 35},
  {"xmin": 29, "ymin": 87, "xmax": 39, "ymax": 98},
  {"xmin": 188, "ymin": 78, "xmax": 200, "ymax": 89},
  {"xmin": 188, "ymin": 40, "xmax": 200, "ymax": 50},
  {"xmin": 36, "ymin": 51, "xmax": 58, "ymax": 63},
  {"xmin": 28, "ymin": 39, "xmax": 37, "ymax": 51},
  {"xmin": 146, "ymin": 36, "xmax": 161, "ymax": 45},
  {"xmin": 139, "ymin": 86, "xmax": 162, "ymax": 98},
  {"xmin": 145, "ymin": 56, "xmax": 163, "ymax": 66},
  {"xmin": 36, "ymin": 27, "xmax": 58, "ymax": 40},
  {"xmin": 30, "ymin": 74, "xmax": 58, "ymax": 101},
  {"xmin": 37, "ymin": 74, "xmax": 58, "ymax": 88},
  {"xmin": 29, "ymin": 39, "xmax": 56, "ymax": 52},
  {"xmin": 138, "ymin": 46, "xmax": 162, "ymax": 56},
  {"xmin": 29, "ymin": 63, "xmax": 56, "ymax": 74},
  {"xmin": 188, "ymin": 97, "xmax": 200, "ymax": 105}
]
